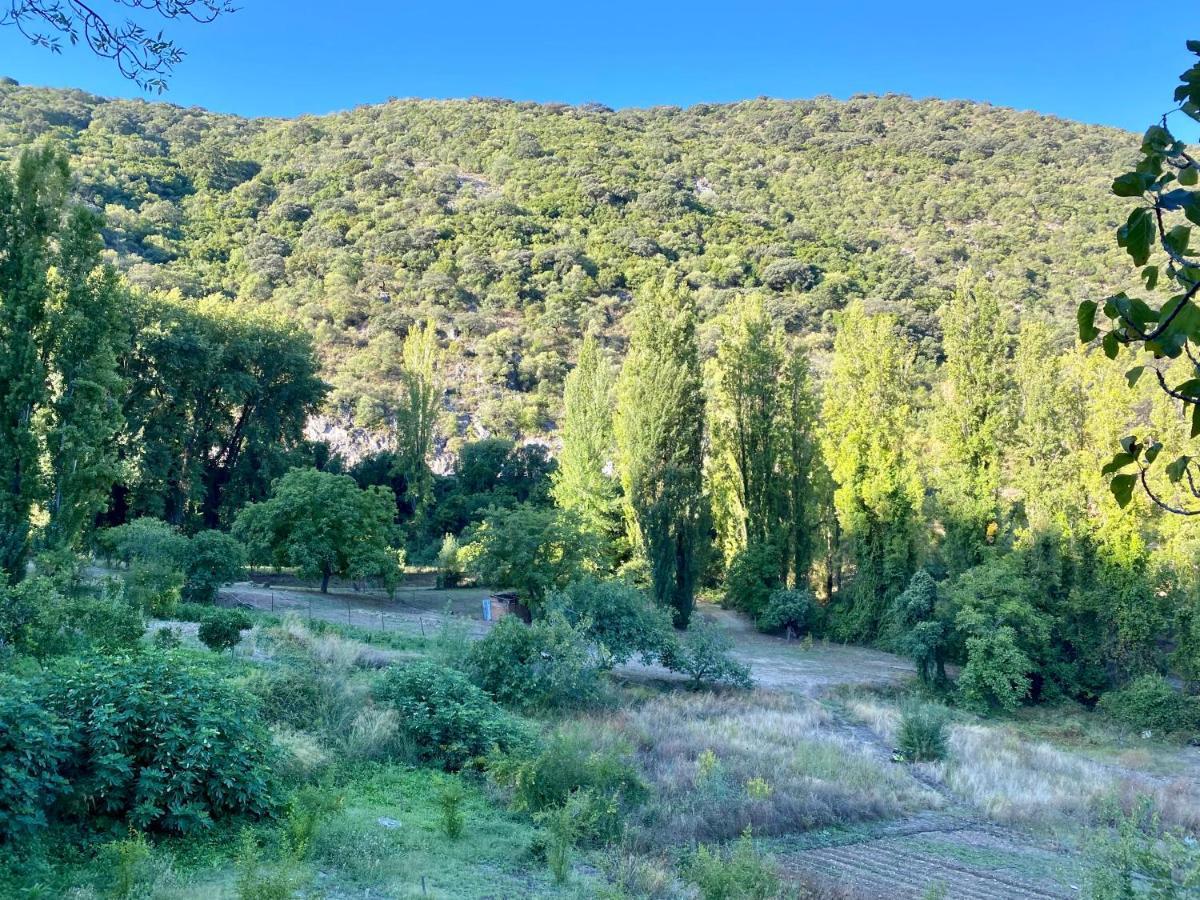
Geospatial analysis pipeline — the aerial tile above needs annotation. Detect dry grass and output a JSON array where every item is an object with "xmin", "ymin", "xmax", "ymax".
[
  {"xmin": 612, "ymin": 690, "xmax": 939, "ymax": 847},
  {"xmin": 944, "ymin": 724, "xmax": 1114, "ymax": 824},
  {"xmin": 943, "ymin": 724, "xmax": 1200, "ymax": 832},
  {"xmin": 843, "ymin": 694, "xmax": 900, "ymax": 743}
]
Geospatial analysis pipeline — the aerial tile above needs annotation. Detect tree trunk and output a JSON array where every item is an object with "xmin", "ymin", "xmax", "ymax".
[{"xmin": 321, "ymin": 570, "xmax": 330, "ymax": 593}]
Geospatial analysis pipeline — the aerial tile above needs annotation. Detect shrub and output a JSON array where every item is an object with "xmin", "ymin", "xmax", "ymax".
[
  {"xmin": 545, "ymin": 577, "xmax": 671, "ymax": 667},
  {"xmin": 124, "ymin": 560, "xmax": 184, "ymax": 616},
  {"xmin": 373, "ymin": 661, "xmax": 532, "ymax": 770},
  {"xmin": 98, "ymin": 518, "xmax": 188, "ymax": 568},
  {"xmin": 755, "ymin": 588, "xmax": 816, "ymax": 636},
  {"xmin": 436, "ymin": 533, "xmax": 465, "ymax": 588},
  {"xmin": 183, "ymin": 530, "xmax": 247, "ymax": 604},
  {"xmin": 198, "ymin": 607, "xmax": 251, "ymax": 653},
  {"xmin": 722, "ymin": 543, "xmax": 783, "ymax": 619},
  {"xmin": 661, "ymin": 618, "xmax": 753, "ymax": 690},
  {"xmin": 896, "ymin": 702, "xmax": 949, "ymax": 762},
  {"xmin": 46, "ymin": 652, "xmax": 276, "ymax": 833},
  {"xmin": 686, "ymin": 828, "xmax": 782, "ymax": 900},
  {"xmin": 957, "ymin": 626, "xmax": 1031, "ymax": 713},
  {"xmin": 1097, "ymin": 674, "xmax": 1200, "ymax": 737},
  {"xmin": 1087, "ymin": 796, "xmax": 1200, "ymax": 899},
  {"xmin": 437, "ymin": 780, "xmax": 465, "ymax": 839},
  {"xmin": 490, "ymin": 726, "xmax": 645, "ymax": 843},
  {"xmin": 0, "ymin": 674, "xmax": 70, "ymax": 840},
  {"xmin": 0, "ymin": 578, "xmax": 144, "ymax": 659},
  {"xmin": 467, "ymin": 613, "xmax": 600, "ymax": 710}
]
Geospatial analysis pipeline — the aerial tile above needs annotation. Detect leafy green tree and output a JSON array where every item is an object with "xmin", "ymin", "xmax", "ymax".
[
  {"xmin": 722, "ymin": 541, "xmax": 782, "ymax": 619},
  {"xmin": 881, "ymin": 570, "xmax": 948, "ymax": 687},
  {"xmin": 707, "ymin": 298, "xmax": 819, "ymax": 586},
  {"xmin": 464, "ymin": 503, "xmax": 591, "ymax": 607},
  {"xmin": 932, "ymin": 272, "xmax": 1011, "ymax": 572},
  {"xmin": 0, "ymin": 147, "xmax": 126, "ymax": 579},
  {"xmin": 777, "ymin": 351, "xmax": 820, "ymax": 588},
  {"xmin": 115, "ymin": 295, "xmax": 327, "ymax": 530},
  {"xmin": 615, "ymin": 280, "xmax": 707, "ymax": 627},
  {"xmin": 552, "ymin": 331, "xmax": 622, "ymax": 563},
  {"xmin": 820, "ymin": 301, "xmax": 923, "ymax": 640},
  {"xmin": 233, "ymin": 468, "xmax": 401, "ymax": 593},
  {"xmin": 393, "ymin": 319, "xmax": 443, "ymax": 514},
  {"xmin": 1078, "ymin": 40, "xmax": 1200, "ymax": 515},
  {"xmin": 182, "ymin": 530, "xmax": 246, "ymax": 604},
  {"xmin": 1010, "ymin": 321, "xmax": 1085, "ymax": 534},
  {"xmin": 707, "ymin": 297, "xmax": 784, "ymax": 561},
  {"xmin": 545, "ymin": 577, "xmax": 672, "ymax": 667}
]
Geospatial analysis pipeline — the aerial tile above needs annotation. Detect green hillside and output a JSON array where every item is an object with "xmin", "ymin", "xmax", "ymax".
[{"xmin": 0, "ymin": 81, "xmax": 1137, "ymax": 444}]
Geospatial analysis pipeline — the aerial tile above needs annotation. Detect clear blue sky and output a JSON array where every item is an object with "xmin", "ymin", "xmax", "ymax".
[{"xmin": 1, "ymin": 0, "xmax": 1196, "ymax": 133}]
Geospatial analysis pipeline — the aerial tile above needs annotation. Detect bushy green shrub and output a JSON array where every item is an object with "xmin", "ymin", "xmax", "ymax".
[
  {"xmin": 685, "ymin": 828, "xmax": 782, "ymax": 900},
  {"xmin": 184, "ymin": 530, "xmax": 247, "ymax": 603},
  {"xmin": 198, "ymin": 607, "xmax": 251, "ymax": 653},
  {"xmin": 53, "ymin": 653, "xmax": 275, "ymax": 832},
  {"xmin": 661, "ymin": 618, "xmax": 753, "ymax": 690},
  {"xmin": 722, "ymin": 543, "xmax": 782, "ymax": 619},
  {"xmin": 755, "ymin": 588, "xmax": 816, "ymax": 636},
  {"xmin": 373, "ymin": 661, "xmax": 532, "ymax": 770},
  {"xmin": 467, "ymin": 613, "xmax": 600, "ymax": 710},
  {"xmin": 123, "ymin": 560, "xmax": 185, "ymax": 616},
  {"xmin": 956, "ymin": 626, "xmax": 1031, "ymax": 713},
  {"xmin": 0, "ymin": 577, "xmax": 144, "ymax": 659},
  {"xmin": 250, "ymin": 660, "xmax": 329, "ymax": 731},
  {"xmin": 896, "ymin": 702, "xmax": 949, "ymax": 762},
  {"xmin": 0, "ymin": 674, "xmax": 70, "ymax": 840},
  {"xmin": 491, "ymin": 727, "xmax": 645, "ymax": 843},
  {"xmin": 545, "ymin": 577, "xmax": 670, "ymax": 667},
  {"xmin": 98, "ymin": 518, "xmax": 188, "ymax": 568},
  {"xmin": 1097, "ymin": 674, "xmax": 1200, "ymax": 737},
  {"xmin": 436, "ymin": 533, "xmax": 465, "ymax": 588},
  {"xmin": 2, "ymin": 653, "xmax": 275, "ymax": 836}
]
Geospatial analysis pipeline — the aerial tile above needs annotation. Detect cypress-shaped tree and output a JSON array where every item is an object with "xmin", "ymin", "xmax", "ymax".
[
  {"xmin": 707, "ymin": 296, "xmax": 818, "ymax": 586},
  {"xmin": 615, "ymin": 280, "xmax": 706, "ymax": 627},
  {"xmin": 820, "ymin": 301, "xmax": 923, "ymax": 641},
  {"xmin": 0, "ymin": 147, "xmax": 127, "ymax": 578},
  {"xmin": 552, "ymin": 331, "xmax": 622, "ymax": 563},
  {"xmin": 394, "ymin": 318, "xmax": 443, "ymax": 513},
  {"xmin": 931, "ymin": 272, "xmax": 1012, "ymax": 573}
]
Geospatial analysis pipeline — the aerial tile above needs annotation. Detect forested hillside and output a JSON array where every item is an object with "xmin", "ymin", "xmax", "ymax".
[{"xmin": 0, "ymin": 80, "xmax": 1137, "ymax": 448}]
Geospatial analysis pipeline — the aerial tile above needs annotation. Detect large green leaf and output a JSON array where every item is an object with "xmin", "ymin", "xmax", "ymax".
[{"xmin": 1110, "ymin": 473, "xmax": 1138, "ymax": 508}]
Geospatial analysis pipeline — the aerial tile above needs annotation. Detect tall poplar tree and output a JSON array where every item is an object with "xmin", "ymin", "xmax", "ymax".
[
  {"xmin": 932, "ymin": 272, "xmax": 1012, "ymax": 573},
  {"xmin": 394, "ymin": 319, "xmax": 443, "ymax": 513},
  {"xmin": 614, "ymin": 280, "xmax": 706, "ymax": 627},
  {"xmin": 707, "ymin": 297, "xmax": 818, "ymax": 584},
  {"xmin": 0, "ymin": 147, "xmax": 127, "ymax": 579},
  {"xmin": 552, "ymin": 331, "xmax": 621, "ymax": 562},
  {"xmin": 820, "ymin": 301, "xmax": 923, "ymax": 640}
]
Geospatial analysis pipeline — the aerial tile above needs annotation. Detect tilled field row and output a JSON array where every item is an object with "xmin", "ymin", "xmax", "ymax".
[{"xmin": 782, "ymin": 832, "xmax": 1077, "ymax": 900}]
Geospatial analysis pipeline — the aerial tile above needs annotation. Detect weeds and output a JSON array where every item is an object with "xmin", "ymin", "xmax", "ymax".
[
  {"xmin": 438, "ymin": 780, "xmax": 466, "ymax": 839},
  {"xmin": 685, "ymin": 827, "xmax": 782, "ymax": 900},
  {"xmin": 896, "ymin": 702, "xmax": 949, "ymax": 762}
]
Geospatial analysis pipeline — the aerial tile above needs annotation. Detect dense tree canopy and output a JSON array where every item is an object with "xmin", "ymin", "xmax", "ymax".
[{"xmin": 0, "ymin": 83, "xmax": 1142, "ymax": 455}]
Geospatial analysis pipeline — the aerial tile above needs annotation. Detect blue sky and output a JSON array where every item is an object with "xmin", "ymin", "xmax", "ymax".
[{"xmin": 1, "ymin": 1, "xmax": 1196, "ymax": 134}]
